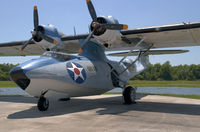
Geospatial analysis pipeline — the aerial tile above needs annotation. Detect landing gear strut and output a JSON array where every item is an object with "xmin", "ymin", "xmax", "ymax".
[
  {"xmin": 37, "ymin": 91, "xmax": 49, "ymax": 111},
  {"xmin": 123, "ymin": 86, "xmax": 137, "ymax": 104}
]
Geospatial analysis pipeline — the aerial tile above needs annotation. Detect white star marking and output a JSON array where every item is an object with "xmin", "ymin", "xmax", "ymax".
[{"xmin": 67, "ymin": 63, "xmax": 85, "ymax": 81}]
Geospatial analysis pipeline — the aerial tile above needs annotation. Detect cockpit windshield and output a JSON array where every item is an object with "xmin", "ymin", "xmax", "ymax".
[{"xmin": 42, "ymin": 51, "xmax": 81, "ymax": 61}]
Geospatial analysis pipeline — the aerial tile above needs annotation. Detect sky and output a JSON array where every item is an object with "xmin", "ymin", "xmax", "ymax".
[{"xmin": 0, "ymin": 0, "xmax": 200, "ymax": 65}]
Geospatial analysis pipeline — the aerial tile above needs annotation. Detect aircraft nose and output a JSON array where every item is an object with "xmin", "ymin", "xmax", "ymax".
[{"xmin": 9, "ymin": 67, "xmax": 30, "ymax": 90}]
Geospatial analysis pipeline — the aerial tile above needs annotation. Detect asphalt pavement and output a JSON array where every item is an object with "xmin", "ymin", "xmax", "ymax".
[{"xmin": 0, "ymin": 94, "xmax": 200, "ymax": 132}]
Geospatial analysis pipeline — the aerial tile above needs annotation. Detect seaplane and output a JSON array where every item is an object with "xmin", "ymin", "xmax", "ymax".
[{"xmin": 0, "ymin": 0, "xmax": 200, "ymax": 111}]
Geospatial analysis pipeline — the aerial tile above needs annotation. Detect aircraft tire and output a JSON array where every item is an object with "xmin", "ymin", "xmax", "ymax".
[
  {"xmin": 123, "ymin": 86, "xmax": 136, "ymax": 104},
  {"xmin": 37, "ymin": 97, "xmax": 49, "ymax": 111}
]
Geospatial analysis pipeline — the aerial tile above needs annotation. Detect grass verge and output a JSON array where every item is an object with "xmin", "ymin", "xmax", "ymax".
[
  {"xmin": 105, "ymin": 92, "xmax": 200, "ymax": 100},
  {"xmin": 0, "ymin": 81, "xmax": 17, "ymax": 87},
  {"xmin": 1, "ymin": 80, "xmax": 200, "ymax": 88},
  {"xmin": 129, "ymin": 80, "xmax": 200, "ymax": 87}
]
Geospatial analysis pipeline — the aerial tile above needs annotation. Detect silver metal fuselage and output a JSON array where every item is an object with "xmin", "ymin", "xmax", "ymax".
[
  {"xmin": 10, "ymin": 40, "xmax": 149, "ymax": 98},
  {"xmin": 16, "ymin": 52, "xmax": 114, "ymax": 98}
]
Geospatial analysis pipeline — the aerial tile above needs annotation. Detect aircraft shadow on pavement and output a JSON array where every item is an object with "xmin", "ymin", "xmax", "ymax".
[{"xmin": 6, "ymin": 94, "xmax": 200, "ymax": 119}]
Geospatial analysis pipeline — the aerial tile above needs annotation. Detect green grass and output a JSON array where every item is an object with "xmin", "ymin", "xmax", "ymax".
[
  {"xmin": 129, "ymin": 80, "xmax": 200, "ymax": 88},
  {"xmin": 1, "ymin": 80, "xmax": 200, "ymax": 88},
  {"xmin": 0, "ymin": 81, "xmax": 17, "ymax": 87},
  {"xmin": 105, "ymin": 92, "xmax": 200, "ymax": 100}
]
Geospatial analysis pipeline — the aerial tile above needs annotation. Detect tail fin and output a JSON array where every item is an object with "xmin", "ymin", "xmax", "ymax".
[{"xmin": 139, "ymin": 55, "xmax": 149, "ymax": 69}]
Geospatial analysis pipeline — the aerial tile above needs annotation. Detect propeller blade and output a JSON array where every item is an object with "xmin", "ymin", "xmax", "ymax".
[
  {"xmin": 81, "ymin": 29, "xmax": 95, "ymax": 50},
  {"xmin": 33, "ymin": 6, "xmax": 39, "ymax": 30},
  {"xmin": 38, "ymin": 32, "xmax": 57, "ymax": 44},
  {"xmin": 19, "ymin": 37, "xmax": 33, "ymax": 51},
  {"xmin": 86, "ymin": 0, "xmax": 97, "ymax": 21},
  {"xmin": 100, "ymin": 24, "xmax": 128, "ymax": 30}
]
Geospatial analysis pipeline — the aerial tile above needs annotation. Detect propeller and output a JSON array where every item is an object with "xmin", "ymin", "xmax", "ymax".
[
  {"xmin": 86, "ymin": 0, "xmax": 128, "ymax": 30},
  {"xmin": 33, "ymin": 6, "xmax": 39, "ymax": 31},
  {"xmin": 19, "ymin": 6, "xmax": 57, "ymax": 51},
  {"xmin": 79, "ymin": 0, "xmax": 128, "ymax": 52}
]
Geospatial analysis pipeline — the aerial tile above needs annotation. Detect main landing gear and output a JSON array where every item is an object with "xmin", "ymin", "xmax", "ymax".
[
  {"xmin": 37, "ymin": 91, "xmax": 49, "ymax": 111},
  {"xmin": 123, "ymin": 86, "xmax": 137, "ymax": 104}
]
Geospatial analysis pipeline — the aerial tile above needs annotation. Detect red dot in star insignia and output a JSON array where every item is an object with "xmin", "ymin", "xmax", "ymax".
[{"xmin": 74, "ymin": 68, "xmax": 80, "ymax": 75}]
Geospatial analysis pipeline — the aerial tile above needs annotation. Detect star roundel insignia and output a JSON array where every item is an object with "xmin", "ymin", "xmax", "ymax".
[{"xmin": 66, "ymin": 62, "xmax": 86, "ymax": 84}]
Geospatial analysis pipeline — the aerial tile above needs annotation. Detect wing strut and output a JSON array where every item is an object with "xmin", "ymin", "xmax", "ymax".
[
  {"xmin": 119, "ymin": 44, "xmax": 153, "ymax": 75},
  {"xmin": 109, "ymin": 38, "xmax": 149, "ymax": 87},
  {"xmin": 118, "ymin": 38, "xmax": 145, "ymax": 64},
  {"xmin": 110, "ymin": 38, "xmax": 146, "ymax": 74}
]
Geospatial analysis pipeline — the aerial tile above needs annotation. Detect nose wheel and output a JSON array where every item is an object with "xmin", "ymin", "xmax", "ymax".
[
  {"xmin": 37, "ymin": 91, "xmax": 49, "ymax": 111},
  {"xmin": 123, "ymin": 86, "xmax": 137, "ymax": 104}
]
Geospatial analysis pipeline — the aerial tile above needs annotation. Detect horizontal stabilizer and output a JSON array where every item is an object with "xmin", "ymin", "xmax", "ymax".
[{"xmin": 107, "ymin": 49, "xmax": 189, "ymax": 56}]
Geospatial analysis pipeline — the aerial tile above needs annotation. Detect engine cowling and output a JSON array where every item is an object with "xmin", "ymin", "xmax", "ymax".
[
  {"xmin": 33, "ymin": 24, "xmax": 62, "ymax": 50},
  {"xmin": 90, "ymin": 16, "xmax": 123, "ymax": 48}
]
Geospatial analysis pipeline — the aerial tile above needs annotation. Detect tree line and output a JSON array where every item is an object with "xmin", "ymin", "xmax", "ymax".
[
  {"xmin": 0, "ymin": 62, "xmax": 200, "ymax": 81},
  {"xmin": 132, "ymin": 61, "xmax": 200, "ymax": 81},
  {"xmin": 0, "ymin": 64, "xmax": 16, "ymax": 81}
]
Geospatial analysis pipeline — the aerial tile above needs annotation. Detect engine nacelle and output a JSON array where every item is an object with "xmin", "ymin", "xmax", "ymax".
[
  {"xmin": 33, "ymin": 24, "xmax": 63, "ymax": 50},
  {"xmin": 90, "ymin": 16, "xmax": 123, "ymax": 48}
]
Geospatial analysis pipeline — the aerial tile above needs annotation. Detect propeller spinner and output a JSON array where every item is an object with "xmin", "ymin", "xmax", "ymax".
[
  {"xmin": 80, "ymin": 0, "xmax": 128, "ymax": 52},
  {"xmin": 19, "ymin": 6, "xmax": 57, "ymax": 52}
]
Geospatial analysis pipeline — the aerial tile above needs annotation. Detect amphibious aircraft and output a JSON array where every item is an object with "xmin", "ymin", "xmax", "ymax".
[{"xmin": 0, "ymin": 0, "xmax": 200, "ymax": 111}]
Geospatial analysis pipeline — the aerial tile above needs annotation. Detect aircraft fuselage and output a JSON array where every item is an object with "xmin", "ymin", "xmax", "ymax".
[{"xmin": 10, "ymin": 51, "xmax": 114, "ymax": 98}]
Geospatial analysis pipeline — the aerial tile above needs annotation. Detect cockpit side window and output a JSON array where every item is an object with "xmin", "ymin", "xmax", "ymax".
[{"xmin": 41, "ymin": 51, "xmax": 81, "ymax": 62}]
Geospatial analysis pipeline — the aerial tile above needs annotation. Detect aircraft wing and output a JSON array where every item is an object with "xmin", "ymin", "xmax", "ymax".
[
  {"xmin": 0, "ymin": 39, "xmax": 81, "ymax": 56},
  {"xmin": 121, "ymin": 22, "xmax": 200, "ymax": 49},
  {"xmin": 61, "ymin": 21, "xmax": 200, "ymax": 51},
  {"xmin": 1, "ymin": 22, "xmax": 200, "ymax": 56},
  {"xmin": 0, "ymin": 40, "xmax": 44, "ymax": 56}
]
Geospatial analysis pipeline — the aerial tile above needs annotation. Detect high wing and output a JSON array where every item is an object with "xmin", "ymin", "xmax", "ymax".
[
  {"xmin": 61, "ymin": 21, "xmax": 200, "ymax": 50},
  {"xmin": 0, "ymin": 39, "xmax": 81, "ymax": 56},
  {"xmin": 121, "ymin": 22, "xmax": 200, "ymax": 49},
  {"xmin": 0, "ymin": 40, "xmax": 42, "ymax": 56},
  {"xmin": 1, "ymin": 21, "xmax": 200, "ymax": 56}
]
